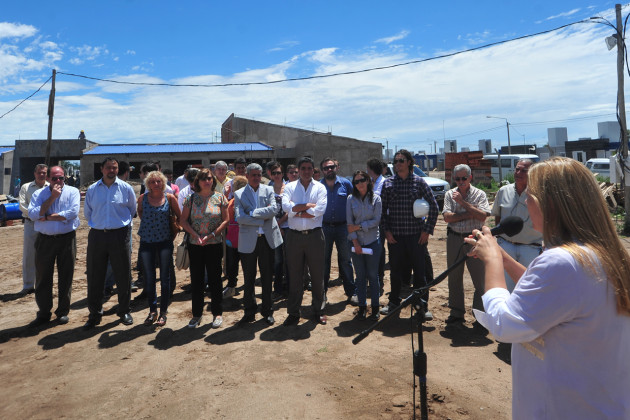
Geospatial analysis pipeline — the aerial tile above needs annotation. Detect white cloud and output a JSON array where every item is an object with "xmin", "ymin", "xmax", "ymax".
[
  {"xmin": 0, "ymin": 22, "xmax": 37, "ymax": 39},
  {"xmin": 267, "ymin": 41, "xmax": 300, "ymax": 53},
  {"xmin": 546, "ymin": 8, "xmax": 581, "ymax": 20},
  {"xmin": 126, "ymin": 50, "xmax": 136, "ymax": 55},
  {"xmin": 375, "ymin": 30, "xmax": 410, "ymax": 45},
  {"xmin": 0, "ymin": 13, "xmax": 623, "ymax": 151}
]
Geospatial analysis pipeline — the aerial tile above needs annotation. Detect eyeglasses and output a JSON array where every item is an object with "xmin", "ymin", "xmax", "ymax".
[
  {"xmin": 353, "ymin": 178, "xmax": 368, "ymax": 185},
  {"xmin": 271, "ymin": 171, "xmax": 283, "ymax": 176},
  {"xmin": 393, "ymin": 158, "xmax": 406, "ymax": 164},
  {"xmin": 454, "ymin": 177, "xmax": 468, "ymax": 181},
  {"xmin": 51, "ymin": 176, "xmax": 64, "ymax": 181},
  {"xmin": 322, "ymin": 165, "xmax": 336, "ymax": 171}
]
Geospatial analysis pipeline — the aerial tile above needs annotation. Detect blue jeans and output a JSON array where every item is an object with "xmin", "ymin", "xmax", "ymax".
[
  {"xmin": 139, "ymin": 240, "xmax": 173, "ymax": 313},
  {"xmin": 323, "ymin": 223, "xmax": 355, "ymax": 297},
  {"xmin": 350, "ymin": 239, "xmax": 381, "ymax": 307}
]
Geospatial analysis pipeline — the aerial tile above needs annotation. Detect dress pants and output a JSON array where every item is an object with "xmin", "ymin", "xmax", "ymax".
[
  {"xmin": 22, "ymin": 219, "xmax": 37, "ymax": 290},
  {"xmin": 387, "ymin": 233, "xmax": 428, "ymax": 307},
  {"xmin": 87, "ymin": 226, "xmax": 132, "ymax": 319},
  {"xmin": 446, "ymin": 230, "xmax": 485, "ymax": 318},
  {"xmin": 323, "ymin": 223, "xmax": 355, "ymax": 297},
  {"xmin": 34, "ymin": 231, "xmax": 76, "ymax": 318},
  {"xmin": 286, "ymin": 228, "xmax": 325, "ymax": 317},
  {"xmin": 188, "ymin": 242, "xmax": 223, "ymax": 317},
  {"xmin": 240, "ymin": 236, "xmax": 275, "ymax": 317},
  {"xmin": 225, "ymin": 245, "xmax": 240, "ymax": 289}
]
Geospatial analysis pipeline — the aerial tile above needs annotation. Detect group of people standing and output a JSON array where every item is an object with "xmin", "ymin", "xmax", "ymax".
[{"xmin": 17, "ymin": 152, "xmax": 630, "ymax": 417}]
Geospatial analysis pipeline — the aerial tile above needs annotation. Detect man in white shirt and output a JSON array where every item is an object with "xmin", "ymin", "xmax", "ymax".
[
  {"xmin": 175, "ymin": 168, "xmax": 190, "ymax": 191},
  {"xmin": 27, "ymin": 166, "xmax": 80, "ymax": 326},
  {"xmin": 19, "ymin": 163, "xmax": 48, "ymax": 294},
  {"xmin": 281, "ymin": 157, "xmax": 328, "ymax": 325},
  {"xmin": 177, "ymin": 168, "xmax": 199, "ymax": 211}
]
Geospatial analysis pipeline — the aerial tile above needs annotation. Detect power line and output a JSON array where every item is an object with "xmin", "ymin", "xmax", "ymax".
[
  {"xmin": 0, "ymin": 76, "xmax": 53, "ymax": 120},
  {"xmin": 56, "ymin": 18, "xmax": 604, "ymax": 88}
]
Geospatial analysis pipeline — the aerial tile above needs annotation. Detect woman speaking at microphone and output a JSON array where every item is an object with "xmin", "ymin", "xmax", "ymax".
[{"xmin": 466, "ymin": 157, "xmax": 630, "ymax": 419}]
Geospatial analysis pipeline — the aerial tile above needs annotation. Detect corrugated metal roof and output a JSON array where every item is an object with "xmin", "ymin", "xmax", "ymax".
[
  {"xmin": 83, "ymin": 142, "xmax": 272, "ymax": 155},
  {"xmin": 0, "ymin": 147, "xmax": 14, "ymax": 154}
]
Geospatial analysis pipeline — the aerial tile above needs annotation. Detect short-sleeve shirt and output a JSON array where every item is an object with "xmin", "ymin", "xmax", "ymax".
[
  {"xmin": 138, "ymin": 193, "xmax": 171, "ymax": 243},
  {"xmin": 184, "ymin": 192, "xmax": 227, "ymax": 245},
  {"xmin": 442, "ymin": 185, "xmax": 490, "ymax": 234},
  {"xmin": 491, "ymin": 184, "xmax": 543, "ymax": 245}
]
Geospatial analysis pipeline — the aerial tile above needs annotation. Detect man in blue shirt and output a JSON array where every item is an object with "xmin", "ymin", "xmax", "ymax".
[
  {"xmin": 320, "ymin": 157, "xmax": 356, "ymax": 302},
  {"xmin": 27, "ymin": 166, "xmax": 80, "ymax": 326},
  {"xmin": 84, "ymin": 157, "xmax": 137, "ymax": 329}
]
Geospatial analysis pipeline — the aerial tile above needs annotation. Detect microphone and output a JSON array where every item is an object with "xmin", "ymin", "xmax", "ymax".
[{"xmin": 490, "ymin": 216, "xmax": 523, "ymax": 237}]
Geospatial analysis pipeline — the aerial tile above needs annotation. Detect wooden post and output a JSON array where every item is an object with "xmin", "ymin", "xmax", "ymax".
[
  {"xmin": 614, "ymin": 5, "xmax": 630, "ymax": 233},
  {"xmin": 45, "ymin": 69, "xmax": 56, "ymax": 167}
]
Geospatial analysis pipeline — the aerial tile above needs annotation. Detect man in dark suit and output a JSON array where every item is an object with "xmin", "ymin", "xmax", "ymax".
[{"xmin": 234, "ymin": 163, "xmax": 284, "ymax": 325}]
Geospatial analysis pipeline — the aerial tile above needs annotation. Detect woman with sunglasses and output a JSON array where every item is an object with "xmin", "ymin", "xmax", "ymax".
[
  {"xmin": 180, "ymin": 169, "xmax": 228, "ymax": 329},
  {"xmin": 346, "ymin": 171, "xmax": 382, "ymax": 320}
]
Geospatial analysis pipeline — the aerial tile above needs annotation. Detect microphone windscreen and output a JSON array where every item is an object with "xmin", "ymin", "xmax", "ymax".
[{"xmin": 490, "ymin": 216, "xmax": 523, "ymax": 237}]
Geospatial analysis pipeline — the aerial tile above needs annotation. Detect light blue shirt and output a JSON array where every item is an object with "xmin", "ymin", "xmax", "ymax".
[
  {"xmin": 373, "ymin": 175, "xmax": 385, "ymax": 196},
  {"xmin": 84, "ymin": 177, "xmax": 137, "ymax": 229},
  {"xmin": 28, "ymin": 185, "xmax": 80, "ymax": 235}
]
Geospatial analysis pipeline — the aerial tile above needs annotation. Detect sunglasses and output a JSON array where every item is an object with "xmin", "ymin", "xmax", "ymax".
[
  {"xmin": 454, "ymin": 177, "xmax": 468, "ymax": 181},
  {"xmin": 353, "ymin": 178, "xmax": 368, "ymax": 185},
  {"xmin": 322, "ymin": 165, "xmax": 336, "ymax": 171},
  {"xmin": 393, "ymin": 158, "xmax": 406, "ymax": 164},
  {"xmin": 51, "ymin": 176, "xmax": 65, "ymax": 181},
  {"xmin": 271, "ymin": 171, "xmax": 283, "ymax": 176}
]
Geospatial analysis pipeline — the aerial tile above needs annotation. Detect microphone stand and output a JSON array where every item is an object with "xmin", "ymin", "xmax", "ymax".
[{"xmin": 352, "ymin": 253, "xmax": 470, "ymax": 420}]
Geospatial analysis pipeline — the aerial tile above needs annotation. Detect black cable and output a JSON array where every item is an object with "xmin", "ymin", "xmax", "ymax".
[
  {"xmin": 0, "ymin": 75, "xmax": 53, "ymax": 120},
  {"xmin": 57, "ymin": 19, "xmax": 598, "ymax": 88}
]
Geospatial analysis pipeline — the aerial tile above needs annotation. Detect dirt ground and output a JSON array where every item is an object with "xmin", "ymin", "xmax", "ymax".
[{"xmin": 1, "ymin": 200, "xmax": 525, "ymax": 420}]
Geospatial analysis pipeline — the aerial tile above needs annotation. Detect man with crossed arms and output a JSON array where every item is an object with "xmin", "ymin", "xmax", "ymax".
[{"xmin": 234, "ymin": 163, "xmax": 283, "ymax": 326}]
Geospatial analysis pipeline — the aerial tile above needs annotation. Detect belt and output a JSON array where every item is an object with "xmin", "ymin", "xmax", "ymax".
[
  {"xmin": 40, "ymin": 230, "xmax": 75, "ymax": 239},
  {"xmin": 323, "ymin": 221, "xmax": 346, "ymax": 227},
  {"xmin": 447, "ymin": 227, "xmax": 472, "ymax": 238},
  {"xmin": 499, "ymin": 237, "xmax": 542, "ymax": 247},
  {"xmin": 91, "ymin": 226, "xmax": 128, "ymax": 233},
  {"xmin": 290, "ymin": 227, "xmax": 322, "ymax": 235}
]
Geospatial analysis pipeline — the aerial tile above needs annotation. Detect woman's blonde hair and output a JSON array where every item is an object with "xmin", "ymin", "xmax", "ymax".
[
  {"xmin": 527, "ymin": 157, "xmax": 630, "ymax": 315},
  {"xmin": 144, "ymin": 171, "xmax": 167, "ymax": 193}
]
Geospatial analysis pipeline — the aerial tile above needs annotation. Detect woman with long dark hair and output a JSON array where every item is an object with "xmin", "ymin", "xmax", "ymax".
[{"xmin": 346, "ymin": 170, "xmax": 382, "ymax": 320}]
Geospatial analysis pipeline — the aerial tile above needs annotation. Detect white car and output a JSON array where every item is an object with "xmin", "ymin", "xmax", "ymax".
[{"xmin": 385, "ymin": 164, "xmax": 450, "ymax": 209}]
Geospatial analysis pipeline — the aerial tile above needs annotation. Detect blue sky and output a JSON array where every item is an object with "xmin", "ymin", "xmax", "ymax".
[{"xmin": 0, "ymin": 1, "xmax": 625, "ymax": 154}]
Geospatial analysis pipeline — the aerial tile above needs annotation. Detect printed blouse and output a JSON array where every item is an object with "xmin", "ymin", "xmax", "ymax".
[
  {"xmin": 184, "ymin": 192, "xmax": 227, "ymax": 245},
  {"xmin": 138, "ymin": 193, "xmax": 170, "ymax": 243}
]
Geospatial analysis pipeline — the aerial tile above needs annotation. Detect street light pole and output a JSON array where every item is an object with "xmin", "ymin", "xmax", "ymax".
[{"xmin": 487, "ymin": 115, "xmax": 512, "ymax": 154}]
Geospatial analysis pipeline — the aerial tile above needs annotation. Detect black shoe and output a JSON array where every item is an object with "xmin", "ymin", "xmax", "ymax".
[
  {"xmin": 83, "ymin": 317, "xmax": 101, "ymax": 330},
  {"xmin": 283, "ymin": 314, "xmax": 300, "ymax": 326},
  {"xmin": 370, "ymin": 307, "xmax": 381, "ymax": 321},
  {"xmin": 356, "ymin": 306, "xmax": 367, "ymax": 320},
  {"xmin": 238, "ymin": 314, "xmax": 256, "ymax": 325},
  {"xmin": 445, "ymin": 315, "xmax": 465, "ymax": 325},
  {"xmin": 28, "ymin": 316, "xmax": 51, "ymax": 328},
  {"xmin": 472, "ymin": 320, "xmax": 489, "ymax": 335},
  {"xmin": 264, "ymin": 315, "xmax": 275, "ymax": 326},
  {"xmin": 57, "ymin": 315, "xmax": 69, "ymax": 325},
  {"xmin": 121, "ymin": 313, "xmax": 134, "ymax": 325}
]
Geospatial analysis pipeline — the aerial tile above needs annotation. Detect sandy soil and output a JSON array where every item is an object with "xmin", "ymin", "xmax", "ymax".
[{"xmin": 0, "ymin": 202, "xmax": 521, "ymax": 419}]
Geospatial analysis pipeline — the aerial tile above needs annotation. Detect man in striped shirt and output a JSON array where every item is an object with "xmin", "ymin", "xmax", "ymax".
[
  {"xmin": 380, "ymin": 150, "xmax": 439, "ymax": 318},
  {"xmin": 442, "ymin": 164, "xmax": 490, "ymax": 327}
]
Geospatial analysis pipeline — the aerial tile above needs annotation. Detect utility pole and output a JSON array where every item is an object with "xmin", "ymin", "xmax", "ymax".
[
  {"xmin": 615, "ymin": 4, "xmax": 630, "ymax": 233},
  {"xmin": 45, "ymin": 69, "xmax": 56, "ymax": 167}
]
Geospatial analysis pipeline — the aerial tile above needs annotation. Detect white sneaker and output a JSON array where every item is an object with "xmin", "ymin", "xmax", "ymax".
[
  {"xmin": 212, "ymin": 315, "xmax": 223, "ymax": 328},
  {"xmin": 222, "ymin": 287, "xmax": 235, "ymax": 298},
  {"xmin": 349, "ymin": 295, "xmax": 359, "ymax": 306}
]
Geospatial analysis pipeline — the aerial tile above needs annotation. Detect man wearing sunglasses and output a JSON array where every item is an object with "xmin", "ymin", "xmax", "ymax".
[
  {"xmin": 27, "ymin": 166, "xmax": 80, "ymax": 326},
  {"xmin": 442, "ymin": 164, "xmax": 490, "ymax": 329},
  {"xmin": 380, "ymin": 150, "xmax": 439, "ymax": 318},
  {"xmin": 320, "ymin": 157, "xmax": 356, "ymax": 304}
]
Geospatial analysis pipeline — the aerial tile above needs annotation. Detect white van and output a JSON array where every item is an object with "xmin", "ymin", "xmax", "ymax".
[
  {"xmin": 585, "ymin": 158, "xmax": 610, "ymax": 178},
  {"xmin": 482, "ymin": 154, "xmax": 540, "ymax": 182}
]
